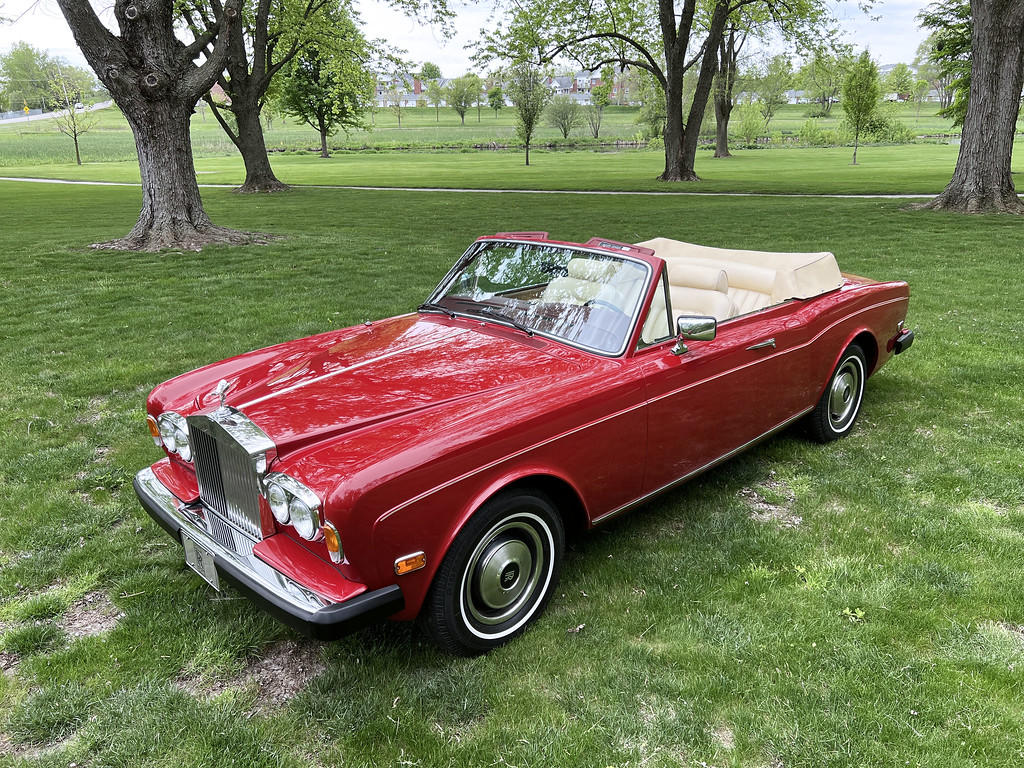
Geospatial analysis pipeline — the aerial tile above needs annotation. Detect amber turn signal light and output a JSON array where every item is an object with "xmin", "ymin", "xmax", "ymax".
[
  {"xmin": 323, "ymin": 522, "xmax": 344, "ymax": 564},
  {"xmin": 146, "ymin": 414, "xmax": 162, "ymax": 446},
  {"xmin": 394, "ymin": 552, "xmax": 426, "ymax": 576}
]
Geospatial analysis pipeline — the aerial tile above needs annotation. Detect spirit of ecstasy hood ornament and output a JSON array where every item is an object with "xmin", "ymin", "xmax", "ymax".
[{"xmin": 213, "ymin": 379, "xmax": 231, "ymax": 413}]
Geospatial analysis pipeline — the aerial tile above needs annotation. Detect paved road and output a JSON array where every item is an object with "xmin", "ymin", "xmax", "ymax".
[{"xmin": 0, "ymin": 101, "xmax": 114, "ymax": 125}]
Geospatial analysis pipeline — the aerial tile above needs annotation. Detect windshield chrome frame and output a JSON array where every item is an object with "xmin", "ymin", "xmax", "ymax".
[{"xmin": 425, "ymin": 238, "xmax": 654, "ymax": 358}]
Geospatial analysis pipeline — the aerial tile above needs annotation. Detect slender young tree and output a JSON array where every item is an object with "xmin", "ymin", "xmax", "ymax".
[
  {"xmin": 506, "ymin": 63, "xmax": 549, "ymax": 165},
  {"xmin": 488, "ymin": 84, "xmax": 505, "ymax": 116},
  {"xmin": 842, "ymin": 50, "xmax": 880, "ymax": 165},
  {"xmin": 56, "ymin": 0, "xmax": 250, "ymax": 251},
  {"xmin": 49, "ymin": 65, "xmax": 100, "ymax": 165}
]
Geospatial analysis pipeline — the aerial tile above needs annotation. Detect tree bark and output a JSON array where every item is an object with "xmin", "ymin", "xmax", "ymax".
[
  {"xmin": 233, "ymin": 95, "xmax": 288, "ymax": 192},
  {"xmin": 921, "ymin": 0, "xmax": 1024, "ymax": 213},
  {"xmin": 713, "ymin": 29, "xmax": 741, "ymax": 159},
  {"xmin": 677, "ymin": 0, "xmax": 730, "ymax": 179},
  {"xmin": 56, "ymin": 0, "xmax": 258, "ymax": 250}
]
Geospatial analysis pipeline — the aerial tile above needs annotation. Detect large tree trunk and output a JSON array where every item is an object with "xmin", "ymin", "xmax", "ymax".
[
  {"xmin": 56, "ymin": 0, "xmax": 257, "ymax": 251},
  {"xmin": 922, "ymin": 0, "xmax": 1024, "ymax": 213},
  {"xmin": 678, "ymin": 0, "xmax": 729, "ymax": 180},
  {"xmin": 660, "ymin": 78, "xmax": 692, "ymax": 181},
  {"xmin": 119, "ymin": 100, "xmax": 251, "ymax": 250},
  {"xmin": 234, "ymin": 98, "xmax": 288, "ymax": 192}
]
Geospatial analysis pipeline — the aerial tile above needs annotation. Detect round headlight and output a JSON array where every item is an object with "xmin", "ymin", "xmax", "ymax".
[
  {"xmin": 289, "ymin": 496, "xmax": 319, "ymax": 541},
  {"xmin": 267, "ymin": 482, "xmax": 290, "ymax": 524},
  {"xmin": 174, "ymin": 427, "xmax": 191, "ymax": 462},
  {"xmin": 159, "ymin": 416, "xmax": 178, "ymax": 453}
]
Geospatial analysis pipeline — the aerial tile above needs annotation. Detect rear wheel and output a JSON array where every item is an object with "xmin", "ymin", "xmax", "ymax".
[
  {"xmin": 422, "ymin": 487, "xmax": 564, "ymax": 655},
  {"xmin": 806, "ymin": 343, "xmax": 867, "ymax": 443}
]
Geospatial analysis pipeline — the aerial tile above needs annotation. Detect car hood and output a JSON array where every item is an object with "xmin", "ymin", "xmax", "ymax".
[{"xmin": 159, "ymin": 315, "xmax": 585, "ymax": 455}]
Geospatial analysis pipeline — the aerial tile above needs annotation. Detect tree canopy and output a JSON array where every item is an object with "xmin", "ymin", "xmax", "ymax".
[{"xmin": 279, "ymin": 12, "xmax": 374, "ymax": 158}]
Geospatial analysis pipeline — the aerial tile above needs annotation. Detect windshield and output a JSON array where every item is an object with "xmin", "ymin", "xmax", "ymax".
[{"xmin": 427, "ymin": 241, "xmax": 651, "ymax": 355}]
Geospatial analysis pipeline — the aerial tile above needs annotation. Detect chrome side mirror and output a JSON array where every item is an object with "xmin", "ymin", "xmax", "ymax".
[{"xmin": 672, "ymin": 315, "xmax": 717, "ymax": 355}]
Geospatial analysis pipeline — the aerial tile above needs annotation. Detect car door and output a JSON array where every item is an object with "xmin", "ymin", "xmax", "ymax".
[{"xmin": 636, "ymin": 302, "xmax": 817, "ymax": 495}]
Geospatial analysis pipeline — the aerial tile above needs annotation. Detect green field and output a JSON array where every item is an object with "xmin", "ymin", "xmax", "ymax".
[
  {"xmin": 0, "ymin": 101, "xmax": 961, "ymax": 168},
  {"xmin": 2, "ymin": 164, "xmax": 1024, "ymax": 767}
]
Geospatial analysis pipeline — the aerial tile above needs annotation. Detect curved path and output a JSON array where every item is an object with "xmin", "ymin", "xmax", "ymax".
[{"xmin": 0, "ymin": 175, "xmax": 934, "ymax": 199}]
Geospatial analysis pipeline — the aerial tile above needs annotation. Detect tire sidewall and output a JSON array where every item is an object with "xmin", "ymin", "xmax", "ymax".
[
  {"xmin": 813, "ymin": 344, "xmax": 867, "ymax": 441},
  {"xmin": 425, "ymin": 488, "xmax": 564, "ymax": 654}
]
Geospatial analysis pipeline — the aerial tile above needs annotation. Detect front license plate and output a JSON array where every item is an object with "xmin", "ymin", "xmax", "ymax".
[{"xmin": 182, "ymin": 533, "xmax": 220, "ymax": 591}]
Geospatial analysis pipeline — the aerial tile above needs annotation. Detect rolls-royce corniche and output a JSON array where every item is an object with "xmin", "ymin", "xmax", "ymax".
[{"xmin": 134, "ymin": 233, "xmax": 913, "ymax": 654}]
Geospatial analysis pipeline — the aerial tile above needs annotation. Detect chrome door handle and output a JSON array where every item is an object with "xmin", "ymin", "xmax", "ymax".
[{"xmin": 746, "ymin": 338, "xmax": 776, "ymax": 351}]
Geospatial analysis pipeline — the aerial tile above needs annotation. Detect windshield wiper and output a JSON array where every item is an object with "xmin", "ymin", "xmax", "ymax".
[
  {"xmin": 471, "ymin": 306, "xmax": 535, "ymax": 336},
  {"xmin": 417, "ymin": 302, "xmax": 457, "ymax": 319}
]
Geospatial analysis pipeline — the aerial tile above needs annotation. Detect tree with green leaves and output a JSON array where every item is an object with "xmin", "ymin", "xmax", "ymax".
[
  {"xmin": 481, "ymin": 0, "xmax": 830, "ymax": 182},
  {"xmin": 911, "ymin": 78, "xmax": 930, "ymax": 120},
  {"xmin": 918, "ymin": 0, "xmax": 1024, "ymax": 212},
  {"xmin": 506, "ymin": 62, "xmax": 549, "ymax": 165},
  {"xmin": 445, "ymin": 73, "xmax": 479, "ymax": 124},
  {"xmin": 385, "ymin": 76, "xmax": 407, "ymax": 127},
  {"xmin": 49, "ymin": 65, "xmax": 100, "ymax": 165},
  {"xmin": 913, "ymin": 36, "xmax": 952, "ymax": 111},
  {"xmin": 798, "ymin": 49, "xmax": 851, "ymax": 115},
  {"xmin": 884, "ymin": 62, "xmax": 914, "ymax": 101},
  {"xmin": 488, "ymin": 84, "xmax": 504, "ymax": 116},
  {"xmin": 420, "ymin": 61, "xmax": 442, "ymax": 80},
  {"xmin": 0, "ymin": 42, "xmax": 59, "ymax": 112},
  {"xmin": 56, "ymin": 0, "xmax": 248, "ymax": 251},
  {"xmin": 918, "ymin": 0, "xmax": 970, "ymax": 127},
  {"xmin": 545, "ymin": 94, "xmax": 581, "ymax": 138},
  {"xmin": 179, "ymin": 0, "xmax": 348, "ymax": 193},
  {"xmin": 279, "ymin": 32, "xmax": 374, "ymax": 158},
  {"xmin": 842, "ymin": 50, "xmax": 879, "ymax": 165},
  {"xmin": 757, "ymin": 54, "xmax": 791, "ymax": 130},
  {"xmin": 425, "ymin": 78, "xmax": 445, "ymax": 121},
  {"xmin": 585, "ymin": 75, "xmax": 612, "ymax": 138}
]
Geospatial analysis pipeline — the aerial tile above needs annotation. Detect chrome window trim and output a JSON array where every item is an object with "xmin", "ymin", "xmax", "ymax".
[{"xmin": 426, "ymin": 238, "xmax": 654, "ymax": 359}]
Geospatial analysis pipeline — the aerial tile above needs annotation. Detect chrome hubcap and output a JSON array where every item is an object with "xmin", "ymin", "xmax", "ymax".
[
  {"xmin": 464, "ymin": 518, "xmax": 545, "ymax": 627},
  {"xmin": 828, "ymin": 358, "xmax": 862, "ymax": 430}
]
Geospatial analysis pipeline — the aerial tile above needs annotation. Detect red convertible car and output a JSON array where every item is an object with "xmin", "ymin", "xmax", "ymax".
[{"xmin": 134, "ymin": 233, "xmax": 913, "ymax": 654}]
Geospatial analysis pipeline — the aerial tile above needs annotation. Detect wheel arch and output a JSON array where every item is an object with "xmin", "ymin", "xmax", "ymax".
[
  {"xmin": 371, "ymin": 467, "xmax": 589, "ymax": 621},
  {"xmin": 851, "ymin": 330, "xmax": 879, "ymax": 375}
]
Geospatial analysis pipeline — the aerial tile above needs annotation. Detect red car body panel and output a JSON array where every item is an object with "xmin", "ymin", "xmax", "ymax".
[{"xmin": 135, "ymin": 235, "xmax": 911, "ymax": 635}]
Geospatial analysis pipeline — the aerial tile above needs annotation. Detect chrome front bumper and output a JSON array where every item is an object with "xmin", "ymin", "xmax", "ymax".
[{"xmin": 133, "ymin": 467, "xmax": 404, "ymax": 640}]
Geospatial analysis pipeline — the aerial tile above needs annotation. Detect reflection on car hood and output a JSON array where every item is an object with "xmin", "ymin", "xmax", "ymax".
[{"xmin": 158, "ymin": 315, "xmax": 584, "ymax": 455}]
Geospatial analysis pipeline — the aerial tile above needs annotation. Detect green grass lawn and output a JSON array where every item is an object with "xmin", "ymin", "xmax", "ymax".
[
  {"xmin": 0, "ymin": 141, "xmax": 998, "ymax": 195},
  {"xmin": 1, "ymin": 179, "xmax": 1023, "ymax": 767},
  {"xmin": 0, "ymin": 101, "xmax": 960, "ymax": 168}
]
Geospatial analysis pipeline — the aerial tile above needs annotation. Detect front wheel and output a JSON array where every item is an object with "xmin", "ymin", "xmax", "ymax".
[
  {"xmin": 806, "ymin": 343, "xmax": 867, "ymax": 443},
  {"xmin": 422, "ymin": 488, "xmax": 564, "ymax": 655}
]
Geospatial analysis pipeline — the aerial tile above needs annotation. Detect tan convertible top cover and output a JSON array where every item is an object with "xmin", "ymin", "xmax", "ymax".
[{"xmin": 637, "ymin": 237, "xmax": 844, "ymax": 301}]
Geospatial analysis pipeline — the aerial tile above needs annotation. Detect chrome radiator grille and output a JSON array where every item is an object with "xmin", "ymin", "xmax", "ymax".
[{"xmin": 189, "ymin": 418, "xmax": 264, "ymax": 542}]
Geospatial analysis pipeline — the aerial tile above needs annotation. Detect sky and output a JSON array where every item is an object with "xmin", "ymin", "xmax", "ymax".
[{"xmin": 0, "ymin": 0, "xmax": 930, "ymax": 79}]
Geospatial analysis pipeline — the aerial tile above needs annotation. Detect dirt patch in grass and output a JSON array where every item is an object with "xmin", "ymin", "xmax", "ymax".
[
  {"xmin": 179, "ymin": 639, "xmax": 325, "ymax": 713},
  {"xmin": 1, "ymin": 650, "xmax": 18, "ymax": 676},
  {"xmin": 712, "ymin": 722, "xmax": 736, "ymax": 750},
  {"xmin": 740, "ymin": 472, "xmax": 801, "ymax": 529},
  {"xmin": 58, "ymin": 591, "xmax": 124, "ymax": 639}
]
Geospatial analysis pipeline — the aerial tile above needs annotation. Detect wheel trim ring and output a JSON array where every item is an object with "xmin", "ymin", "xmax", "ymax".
[
  {"xmin": 828, "ymin": 355, "xmax": 864, "ymax": 432},
  {"xmin": 459, "ymin": 511, "xmax": 555, "ymax": 640}
]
